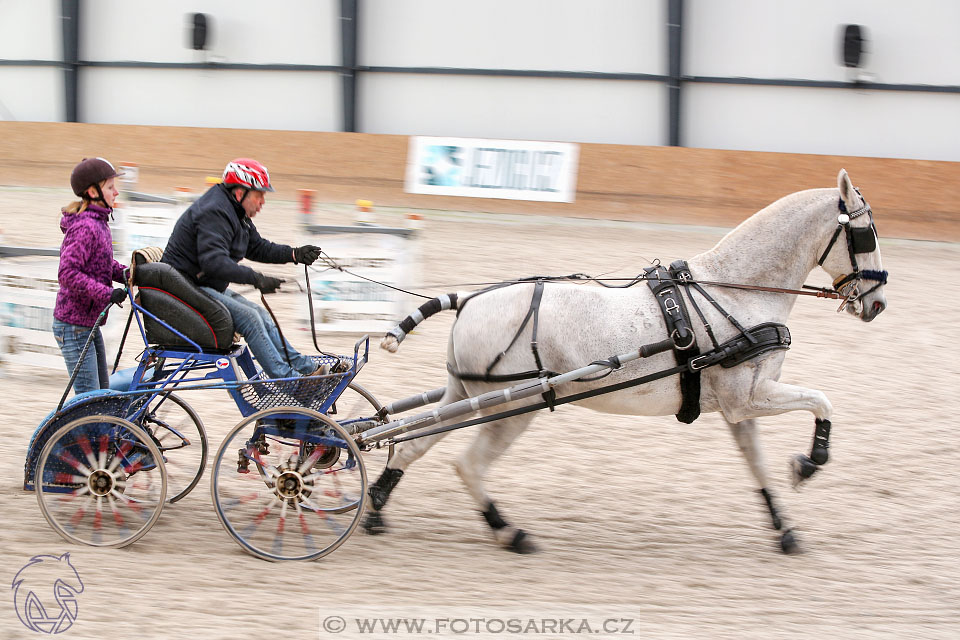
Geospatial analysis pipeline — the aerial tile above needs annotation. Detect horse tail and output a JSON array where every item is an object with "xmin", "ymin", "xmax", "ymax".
[{"xmin": 380, "ymin": 293, "xmax": 460, "ymax": 352}]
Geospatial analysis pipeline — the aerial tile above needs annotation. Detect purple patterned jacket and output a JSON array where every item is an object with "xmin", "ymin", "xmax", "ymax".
[{"xmin": 54, "ymin": 204, "xmax": 126, "ymax": 327}]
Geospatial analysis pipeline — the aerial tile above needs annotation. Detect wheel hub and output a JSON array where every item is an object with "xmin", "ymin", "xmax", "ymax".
[
  {"xmin": 275, "ymin": 470, "xmax": 306, "ymax": 500},
  {"xmin": 88, "ymin": 469, "xmax": 115, "ymax": 497}
]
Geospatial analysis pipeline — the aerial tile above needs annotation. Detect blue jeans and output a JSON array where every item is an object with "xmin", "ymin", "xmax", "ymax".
[
  {"xmin": 200, "ymin": 287, "xmax": 316, "ymax": 379},
  {"xmin": 53, "ymin": 318, "xmax": 109, "ymax": 395}
]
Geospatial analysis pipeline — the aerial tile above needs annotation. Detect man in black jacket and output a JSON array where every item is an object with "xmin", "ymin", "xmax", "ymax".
[{"xmin": 162, "ymin": 158, "xmax": 325, "ymax": 379}]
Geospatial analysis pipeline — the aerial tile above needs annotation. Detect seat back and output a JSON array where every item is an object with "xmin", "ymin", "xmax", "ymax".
[{"xmin": 134, "ymin": 262, "xmax": 234, "ymax": 350}]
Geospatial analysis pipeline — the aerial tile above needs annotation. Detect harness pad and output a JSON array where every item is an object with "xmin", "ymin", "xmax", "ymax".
[{"xmin": 691, "ymin": 323, "xmax": 791, "ymax": 371}]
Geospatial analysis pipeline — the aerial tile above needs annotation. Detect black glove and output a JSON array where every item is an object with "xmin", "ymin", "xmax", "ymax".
[
  {"xmin": 293, "ymin": 245, "xmax": 322, "ymax": 266},
  {"xmin": 110, "ymin": 288, "xmax": 127, "ymax": 305},
  {"xmin": 253, "ymin": 272, "xmax": 284, "ymax": 294}
]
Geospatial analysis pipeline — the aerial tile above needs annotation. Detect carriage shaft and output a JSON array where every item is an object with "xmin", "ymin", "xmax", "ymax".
[
  {"xmin": 358, "ymin": 348, "xmax": 647, "ymax": 444},
  {"xmin": 381, "ymin": 387, "xmax": 446, "ymax": 416}
]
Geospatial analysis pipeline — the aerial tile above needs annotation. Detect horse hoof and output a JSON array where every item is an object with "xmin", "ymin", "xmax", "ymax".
[
  {"xmin": 791, "ymin": 454, "xmax": 819, "ymax": 488},
  {"xmin": 509, "ymin": 529, "xmax": 538, "ymax": 554},
  {"xmin": 362, "ymin": 510, "xmax": 388, "ymax": 535},
  {"xmin": 780, "ymin": 528, "xmax": 802, "ymax": 554}
]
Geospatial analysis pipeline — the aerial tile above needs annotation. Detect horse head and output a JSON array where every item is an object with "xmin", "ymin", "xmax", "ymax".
[{"xmin": 816, "ymin": 169, "xmax": 888, "ymax": 322}]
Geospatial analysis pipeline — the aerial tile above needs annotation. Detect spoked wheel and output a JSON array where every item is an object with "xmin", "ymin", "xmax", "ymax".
[
  {"xmin": 211, "ymin": 407, "xmax": 367, "ymax": 562},
  {"xmin": 132, "ymin": 393, "xmax": 207, "ymax": 503},
  {"xmin": 36, "ymin": 415, "xmax": 167, "ymax": 548}
]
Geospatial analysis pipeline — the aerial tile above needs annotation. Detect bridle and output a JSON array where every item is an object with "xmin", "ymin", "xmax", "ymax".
[{"xmin": 816, "ymin": 189, "xmax": 889, "ymax": 312}]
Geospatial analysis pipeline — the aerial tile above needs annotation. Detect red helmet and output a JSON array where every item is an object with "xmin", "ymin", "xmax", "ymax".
[{"xmin": 222, "ymin": 158, "xmax": 274, "ymax": 192}]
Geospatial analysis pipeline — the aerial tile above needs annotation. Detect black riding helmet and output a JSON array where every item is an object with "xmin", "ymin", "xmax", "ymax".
[{"xmin": 70, "ymin": 157, "xmax": 123, "ymax": 205}]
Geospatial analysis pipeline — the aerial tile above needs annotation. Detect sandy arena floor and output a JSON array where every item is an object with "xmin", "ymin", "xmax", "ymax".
[{"xmin": 0, "ymin": 186, "xmax": 958, "ymax": 639}]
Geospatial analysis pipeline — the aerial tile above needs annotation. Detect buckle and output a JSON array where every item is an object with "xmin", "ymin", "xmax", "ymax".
[{"xmin": 689, "ymin": 354, "xmax": 711, "ymax": 371}]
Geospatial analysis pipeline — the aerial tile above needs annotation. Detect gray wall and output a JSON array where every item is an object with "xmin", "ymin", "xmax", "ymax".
[
  {"xmin": 1, "ymin": 0, "xmax": 957, "ymax": 161},
  {"xmin": 684, "ymin": 0, "xmax": 960, "ymax": 159}
]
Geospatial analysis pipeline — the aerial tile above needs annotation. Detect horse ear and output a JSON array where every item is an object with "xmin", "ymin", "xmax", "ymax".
[{"xmin": 837, "ymin": 168, "xmax": 857, "ymax": 206}]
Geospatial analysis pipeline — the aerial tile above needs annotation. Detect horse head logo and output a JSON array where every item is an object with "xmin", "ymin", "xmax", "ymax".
[{"xmin": 11, "ymin": 553, "xmax": 84, "ymax": 634}]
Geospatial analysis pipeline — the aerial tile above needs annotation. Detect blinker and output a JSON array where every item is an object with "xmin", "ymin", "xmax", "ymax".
[{"xmin": 850, "ymin": 225, "xmax": 877, "ymax": 253}]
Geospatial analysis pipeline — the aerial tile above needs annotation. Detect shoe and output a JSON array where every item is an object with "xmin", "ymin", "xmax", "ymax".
[
  {"xmin": 310, "ymin": 363, "xmax": 331, "ymax": 376},
  {"xmin": 295, "ymin": 363, "xmax": 330, "ymax": 399}
]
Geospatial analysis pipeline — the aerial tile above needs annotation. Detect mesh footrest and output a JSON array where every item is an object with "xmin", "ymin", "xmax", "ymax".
[{"xmin": 238, "ymin": 355, "xmax": 350, "ymax": 412}]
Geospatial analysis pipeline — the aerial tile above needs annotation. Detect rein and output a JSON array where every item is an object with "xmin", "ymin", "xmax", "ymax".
[
  {"xmin": 259, "ymin": 291, "xmax": 293, "ymax": 367},
  {"xmin": 256, "ymin": 265, "xmax": 343, "ymax": 365},
  {"xmin": 312, "ymin": 254, "xmax": 846, "ymax": 302},
  {"xmin": 306, "ymin": 192, "xmax": 889, "ymax": 314}
]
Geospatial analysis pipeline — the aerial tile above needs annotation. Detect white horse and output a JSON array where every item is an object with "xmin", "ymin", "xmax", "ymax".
[{"xmin": 366, "ymin": 169, "xmax": 887, "ymax": 554}]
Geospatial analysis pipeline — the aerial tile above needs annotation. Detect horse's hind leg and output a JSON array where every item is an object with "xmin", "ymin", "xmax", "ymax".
[
  {"xmin": 362, "ymin": 382, "xmax": 468, "ymax": 535},
  {"xmin": 725, "ymin": 418, "xmax": 801, "ymax": 554},
  {"xmin": 362, "ymin": 430, "xmax": 453, "ymax": 534},
  {"xmin": 454, "ymin": 414, "xmax": 538, "ymax": 554}
]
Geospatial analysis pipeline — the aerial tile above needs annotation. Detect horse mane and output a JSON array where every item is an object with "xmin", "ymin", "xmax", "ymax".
[
  {"xmin": 724, "ymin": 188, "xmax": 834, "ymax": 243},
  {"xmin": 694, "ymin": 187, "xmax": 836, "ymax": 266}
]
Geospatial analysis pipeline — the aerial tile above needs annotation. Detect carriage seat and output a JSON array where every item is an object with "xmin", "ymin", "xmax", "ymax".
[{"xmin": 134, "ymin": 262, "xmax": 235, "ymax": 351}]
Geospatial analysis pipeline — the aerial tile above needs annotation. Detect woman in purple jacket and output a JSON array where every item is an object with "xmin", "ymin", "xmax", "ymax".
[{"xmin": 53, "ymin": 158, "xmax": 128, "ymax": 394}]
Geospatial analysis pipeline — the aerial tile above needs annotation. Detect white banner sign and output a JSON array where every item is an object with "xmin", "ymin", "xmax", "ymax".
[
  {"xmin": 111, "ymin": 203, "xmax": 180, "ymax": 258},
  {"xmin": 405, "ymin": 136, "xmax": 579, "ymax": 203}
]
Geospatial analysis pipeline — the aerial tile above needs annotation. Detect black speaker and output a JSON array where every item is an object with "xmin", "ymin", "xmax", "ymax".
[
  {"xmin": 190, "ymin": 13, "xmax": 209, "ymax": 51},
  {"xmin": 841, "ymin": 24, "xmax": 864, "ymax": 68}
]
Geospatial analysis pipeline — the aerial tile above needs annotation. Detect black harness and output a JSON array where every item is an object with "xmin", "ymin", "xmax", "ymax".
[
  {"xmin": 449, "ymin": 280, "xmax": 553, "ymax": 383},
  {"xmin": 448, "ymin": 280, "xmax": 559, "ymax": 409},
  {"xmin": 446, "ymin": 265, "xmax": 792, "ymax": 423},
  {"xmin": 645, "ymin": 263, "xmax": 702, "ymax": 423}
]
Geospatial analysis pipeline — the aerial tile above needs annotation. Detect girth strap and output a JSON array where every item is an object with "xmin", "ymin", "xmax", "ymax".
[{"xmin": 646, "ymin": 263, "xmax": 702, "ymax": 424}]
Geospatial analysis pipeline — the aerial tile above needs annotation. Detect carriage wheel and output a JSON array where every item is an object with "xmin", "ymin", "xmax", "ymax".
[
  {"xmin": 133, "ymin": 393, "xmax": 207, "ymax": 503},
  {"xmin": 35, "ymin": 415, "xmax": 167, "ymax": 548},
  {"xmin": 211, "ymin": 407, "xmax": 367, "ymax": 562}
]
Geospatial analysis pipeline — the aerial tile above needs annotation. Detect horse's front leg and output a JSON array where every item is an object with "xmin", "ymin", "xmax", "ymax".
[
  {"xmin": 725, "ymin": 418, "xmax": 800, "ymax": 554},
  {"xmin": 722, "ymin": 377, "xmax": 834, "ymax": 487}
]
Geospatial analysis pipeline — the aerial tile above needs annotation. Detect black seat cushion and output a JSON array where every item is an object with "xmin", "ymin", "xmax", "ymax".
[{"xmin": 134, "ymin": 262, "xmax": 234, "ymax": 350}]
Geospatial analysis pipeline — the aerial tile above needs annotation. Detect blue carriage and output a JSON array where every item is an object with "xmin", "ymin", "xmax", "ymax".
[{"xmin": 24, "ymin": 262, "xmax": 387, "ymax": 561}]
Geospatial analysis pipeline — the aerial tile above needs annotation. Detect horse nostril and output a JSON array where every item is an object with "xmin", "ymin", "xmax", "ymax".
[{"xmin": 873, "ymin": 301, "xmax": 885, "ymax": 314}]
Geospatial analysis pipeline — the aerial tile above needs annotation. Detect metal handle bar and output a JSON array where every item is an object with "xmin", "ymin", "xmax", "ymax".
[{"xmin": 56, "ymin": 301, "xmax": 115, "ymax": 412}]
